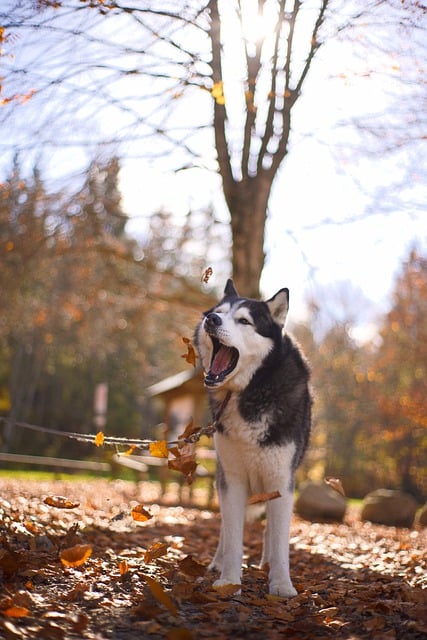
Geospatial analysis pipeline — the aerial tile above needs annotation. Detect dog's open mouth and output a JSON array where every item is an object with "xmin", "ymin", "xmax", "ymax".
[{"xmin": 205, "ymin": 337, "xmax": 239, "ymax": 386}]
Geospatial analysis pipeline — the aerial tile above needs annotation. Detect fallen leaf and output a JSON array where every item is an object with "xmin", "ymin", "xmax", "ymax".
[
  {"xmin": 94, "ymin": 431, "xmax": 105, "ymax": 447},
  {"xmin": 44, "ymin": 496, "xmax": 80, "ymax": 509},
  {"xmin": 167, "ymin": 628, "xmax": 194, "ymax": 640},
  {"xmin": 131, "ymin": 504, "xmax": 153, "ymax": 522},
  {"xmin": 144, "ymin": 542, "xmax": 169, "ymax": 563},
  {"xmin": 248, "ymin": 490, "xmax": 281, "ymax": 505},
  {"xmin": 149, "ymin": 440, "xmax": 169, "ymax": 458},
  {"xmin": 3, "ymin": 606, "xmax": 30, "ymax": 618},
  {"xmin": 144, "ymin": 575, "xmax": 178, "ymax": 616},
  {"xmin": 212, "ymin": 583, "xmax": 241, "ymax": 596},
  {"xmin": 60, "ymin": 544, "xmax": 92, "ymax": 568},
  {"xmin": 181, "ymin": 337, "xmax": 197, "ymax": 368},
  {"xmin": 178, "ymin": 555, "xmax": 206, "ymax": 577}
]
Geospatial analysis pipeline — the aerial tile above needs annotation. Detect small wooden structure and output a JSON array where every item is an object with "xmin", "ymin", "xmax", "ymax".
[{"xmin": 146, "ymin": 367, "xmax": 207, "ymax": 441}]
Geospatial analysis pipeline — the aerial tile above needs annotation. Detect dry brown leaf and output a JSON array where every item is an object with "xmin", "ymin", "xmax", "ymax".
[
  {"xmin": 60, "ymin": 544, "xmax": 92, "ymax": 568},
  {"xmin": 324, "ymin": 477, "xmax": 346, "ymax": 496},
  {"xmin": 178, "ymin": 555, "xmax": 206, "ymax": 577},
  {"xmin": 248, "ymin": 490, "xmax": 281, "ymax": 505},
  {"xmin": 181, "ymin": 337, "xmax": 197, "ymax": 367},
  {"xmin": 177, "ymin": 419, "xmax": 200, "ymax": 442},
  {"xmin": 44, "ymin": 495, "xmax": 80, "ymax": 509},
  {"xmin": 201, "ymin": 266, "xmax": 213, "ymax": 284},
  {"xmin": 144, "ymin": 542, "xmax": 169, "ymax": 563},
  {"xmin": 149, "ymin": 440, "xmax": 169, "ymax": 459},
  {"xmin": 212, "ymin": 583, "xmax": 241, "ymax": 596},
  {"xmin": 167, "ymin": 628, "xmax": 194, "ymax": 640},
  {"xmin": 131, "ymin": 504, "xmax": 153, "ymax": 522},
  {"xmin": 144, "ymin": 575, "xmax": 178, "ymax": 616},
  {"xmin": 94, "ymin": 431, "xmax": 105, "ymax": 447}
]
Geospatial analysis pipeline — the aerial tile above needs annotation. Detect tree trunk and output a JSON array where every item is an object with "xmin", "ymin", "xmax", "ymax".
[{"xmin": 226, "ymin": 175, "xmax": 272, "ymax": 299}]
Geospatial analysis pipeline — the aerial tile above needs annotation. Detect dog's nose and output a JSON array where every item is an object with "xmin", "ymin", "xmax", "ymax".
[{"xmin": 205, "ymin": 313, "xmax": 222, "ymax": 329}]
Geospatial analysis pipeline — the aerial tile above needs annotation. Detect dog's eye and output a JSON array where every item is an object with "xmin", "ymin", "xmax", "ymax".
[{"xmin": 238, "ymin": 317, "xmax": 252, "ymax": 325}]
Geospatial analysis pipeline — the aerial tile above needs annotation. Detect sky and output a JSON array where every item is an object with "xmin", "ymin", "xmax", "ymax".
[{"xmin": 2, "ymin": 0, "xmax": 426, "ymax": 338}]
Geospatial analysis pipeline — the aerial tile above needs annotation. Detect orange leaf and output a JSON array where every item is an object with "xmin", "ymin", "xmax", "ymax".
[
  {"xmin": 44, "ymin": 495, "xmax": 80, "ymax": 509},
  {"xmin": 118, "ymin": 560, "xmax": 129, "ymax": 575},
  {"xmin": 60, "ymin": 544, "xmax": 92, "ymax": 568},
  {"xmin": 144, "ymin": 575, "xmax": 178, "ymax": 616},
  {"xmin": 248, "ymin": 490, "xmax": 281, "ymax": 505},
  {"xmin": 212, "ymin": 583, "xmax": 241, "ymax": 596},
  {"xmin": 131, "ymin": 504, "xmax": 153, "ymax": 522},
  {"xmin": 144, "ymin": 542, "xmax": 169, "ymax": 563},
  {"xmin": 94, "ymin": 431, "xmax": 105, "ymax": 447},
  {"xmin": 149, "ymin": 440, "xmax": 169, "ymax": 458},
  {"xmin": 123, "ymin": 445, "xmax": 136, "ymax": 456},
  {"xmin": 3, "ymin": 606, "xmax": 30, "ymax": 618},
  {"xmin": 181, "ymin": 337, "xmax": 197, "ymax": 368}
]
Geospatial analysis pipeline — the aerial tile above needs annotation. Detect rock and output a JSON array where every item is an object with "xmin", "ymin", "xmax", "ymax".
[
  {"xmin": 414, "ymin": 504, "xmax": 427, "ymax": 528},
  {"xmin": 295, "ymin": 482, "xmax": 347, "ymax": 522},
  {"xmin": 361, "ymin": 489, "xmax": 418, "ymax": 528}
]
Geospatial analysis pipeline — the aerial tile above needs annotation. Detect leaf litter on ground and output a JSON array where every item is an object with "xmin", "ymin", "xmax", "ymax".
[{"xmin": 0, "ymin": 477, "xmax": 426, "ymax": 640}]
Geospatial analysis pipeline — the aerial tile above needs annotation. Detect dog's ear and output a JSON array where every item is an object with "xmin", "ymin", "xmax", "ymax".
[
  {"xmin": 224, "ymin": 278, "xmax": 239, "ymax": 298},
  {"xmin": 266, "ymin": 288, "xmax": 289, "ymax": 326}
]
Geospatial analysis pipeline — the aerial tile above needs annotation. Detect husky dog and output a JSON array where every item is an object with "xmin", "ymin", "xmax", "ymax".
[{"xmin": 195, "ymin": 279, "xmax": 311, "ymax": 597}]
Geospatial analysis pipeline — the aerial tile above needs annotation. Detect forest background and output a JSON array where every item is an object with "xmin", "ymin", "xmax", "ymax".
[{"xmin": 0, "ymin": 0, "xmax": 426, "ymax": 502}]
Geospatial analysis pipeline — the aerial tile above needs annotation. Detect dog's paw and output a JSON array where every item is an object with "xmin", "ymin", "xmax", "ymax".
[{"xmin": 269, "ymin": 581, "xmax": 298, "ymax": 598}]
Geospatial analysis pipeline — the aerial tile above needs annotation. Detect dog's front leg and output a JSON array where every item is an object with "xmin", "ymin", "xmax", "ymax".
[
  {"xmin": 264, "ymin": 488, "xmax": 297, "ymax": 598},
  {"xmin": 213, "ymin": 482, "xmax": 247, "ymax": 589}
]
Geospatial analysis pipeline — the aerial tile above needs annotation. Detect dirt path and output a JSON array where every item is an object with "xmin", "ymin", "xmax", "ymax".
[{"xmin": 0, "ymin": 478, "xmax": 425, "ymax": 639}]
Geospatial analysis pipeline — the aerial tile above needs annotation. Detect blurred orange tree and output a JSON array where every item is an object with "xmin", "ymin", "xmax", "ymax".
[{"xmin": 0, "ymin": 156, "xmax": 212, "ymax": 457}]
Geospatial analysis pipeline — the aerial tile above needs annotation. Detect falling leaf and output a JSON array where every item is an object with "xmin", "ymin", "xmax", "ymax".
[
  {"xmin": 168, "ymin": 449, "xmax": 197, "ymax": 484},
  {"xmin": 131, "ymin": 504, "xmax": 153, "ymax": 522},
  {"xmin": 149, "ymin": 440, "xmax": 169, "ymax": 459},
  {"xmin": 44, "ymin": 496, "xmax": 80, "ymax": 509},
  {"xmin": 118, "ymin": 560, "xmax": 129, "ymax": 575},
  {"xmin": 178, "ymin": 555, "xmax": 206, "ymax": 577},
  {"xmin": 201, "ymin": 266, "xmax": 213, "ymax": 284},
  {"xmin": 324, "ymin": 477, "xmax": 346, "ymax": 496},
  {"xmin": 144, "ymin": 542, "xmax": 169, "ymax": 563},
  {"xmin": 248, "ymin": 491, "xmax": 281, "ymax": 505},
  {"xmin": 181, "ymin": 337, "xmax": 197, "ymax": 367},
  {"xmin": 60, "ymin": 544, "xmax": 92, "ymax": 568},
  {"xmin": 144, "ymin": 575, "xmax": 178, "ymax": 616},
  {"xmin": 177, "ymin": 419, "xmax": 200, "ymax": 442},
  {"xmin": 94, "ymin": 431, "xmax": 105, "ymax": 447}
]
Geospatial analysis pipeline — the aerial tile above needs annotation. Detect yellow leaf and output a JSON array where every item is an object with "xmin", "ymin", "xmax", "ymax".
[
  {"xmin": 144, "ymin": 575, "xmax": 178, "ymax": 616},
  {"xmin": 94, "ymin": 431, "xmax": 105, "ymax": 447},
  {"xmin": 60, "ymin": 544, "xmax": 92, "ymax": 568},
  {"xmin": 149, "ymin": 440, "xmax": 169, "ymax": 458},
  {"xmin": 211, "ymin": 81, "xmax": 223, "ymax": 98}
]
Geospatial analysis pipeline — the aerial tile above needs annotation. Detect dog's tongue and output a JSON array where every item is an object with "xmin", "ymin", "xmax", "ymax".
[{"xmin": 211, "ymin": 345, "xmax": 235, "ymax": 375}]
